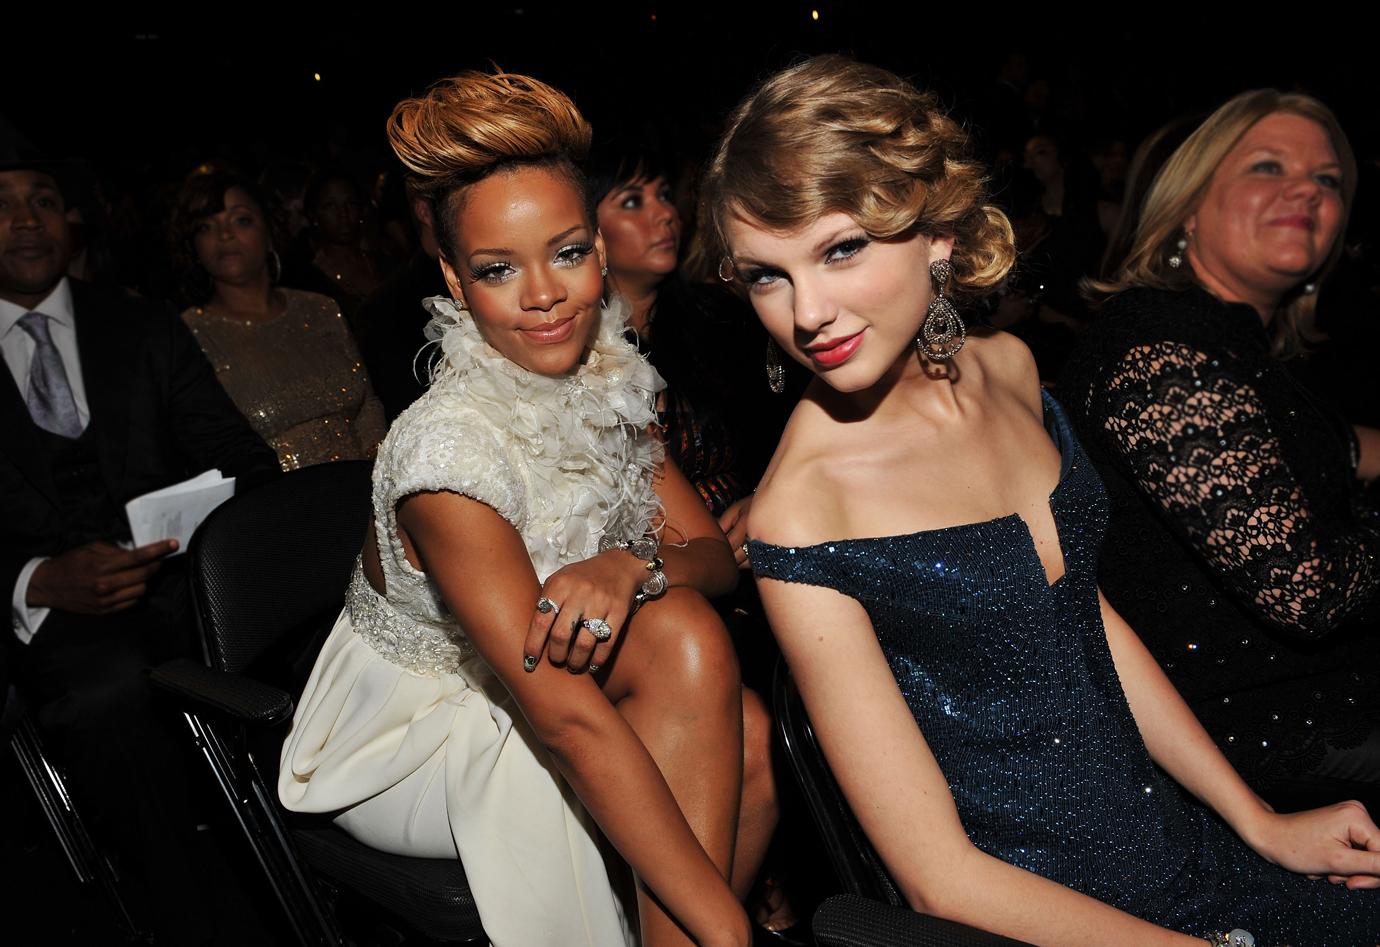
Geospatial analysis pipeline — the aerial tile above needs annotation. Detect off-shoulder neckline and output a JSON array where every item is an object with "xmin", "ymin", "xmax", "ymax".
[{"xmin": 747, "ymin": 389, "xmax": 1075, "ymax": 558}]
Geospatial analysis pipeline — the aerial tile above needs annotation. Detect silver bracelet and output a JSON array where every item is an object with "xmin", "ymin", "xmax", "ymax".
[
  {"xmin": 1204, "ymin": 930, "xmax": 1255, "ymax": 947},
  {"xmin": 600, "ymin": 536, "xmax": 667, "ymax": 606}
]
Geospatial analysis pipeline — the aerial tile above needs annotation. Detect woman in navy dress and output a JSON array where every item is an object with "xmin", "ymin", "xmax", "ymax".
[{"xmin": 702, "ymin": 55, "xmax": 1380, "ymax": 946}]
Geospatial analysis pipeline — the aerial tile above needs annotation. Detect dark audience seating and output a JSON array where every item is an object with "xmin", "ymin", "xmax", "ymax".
[
  {"xmin": 3, "ymin": 689, "xmax": 142, "ymax": 940},
  {"xmin": 148, "ymin": 460, "xmax": 486, "ymax": 945}
]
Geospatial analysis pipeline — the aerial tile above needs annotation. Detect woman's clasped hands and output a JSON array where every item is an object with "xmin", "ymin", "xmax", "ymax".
[{"xmin": 522, "ymin": 548, "xmax": 652, "ymax": 674}]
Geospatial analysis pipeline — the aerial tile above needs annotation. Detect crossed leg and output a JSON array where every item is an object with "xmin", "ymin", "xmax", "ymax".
[{"xmin": 600, "ymin": 588, "xmax": 778, "ymax": 945}]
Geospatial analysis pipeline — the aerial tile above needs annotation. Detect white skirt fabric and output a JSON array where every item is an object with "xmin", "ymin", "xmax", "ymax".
[{"xmin": 279, "ymin": 611, "xmax": 637, "ymax": 946}]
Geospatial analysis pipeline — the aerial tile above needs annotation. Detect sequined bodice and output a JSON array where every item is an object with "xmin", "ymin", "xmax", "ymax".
[
  {"xmin": 749, "ymin": 392, "xmax": 1211, "ymax": 913},
  {"xmin": 182, "ymin": 289, "xmax": 387, "ymax": 471}
]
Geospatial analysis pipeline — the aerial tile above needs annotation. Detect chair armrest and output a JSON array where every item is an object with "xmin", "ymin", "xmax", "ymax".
[
  {"xmin": 149, "ymin": 658, "xmax": 293, "ymax": 726},
  {"xmin": 812, "ymin": 894, "xmax": 1033, "ymax": 947}
]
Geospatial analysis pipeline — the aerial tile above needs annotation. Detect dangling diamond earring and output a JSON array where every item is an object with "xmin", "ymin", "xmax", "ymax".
[
  {"xmin": 917, "ymin": 259, "xmax": 965, "ymax": 361},
  {"xmin": 765, "ymin": 338, "xmax": 785, "ymax": 394},
  {"xmin": 1168, "ymin": 231, "xmax": 1189, "ymax": 269},
  {"xmin": 601, "ymin": 264, "xmax": 608, "ymax": 277},
  {"xmin": 1301, "ymin": 280, "xmax": 1318, "ymax": 296}
]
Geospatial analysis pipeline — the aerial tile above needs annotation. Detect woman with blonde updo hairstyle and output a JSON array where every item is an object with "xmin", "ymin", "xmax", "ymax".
[
  {"xmin": 706, "ymin": 57, "xmax": 1380, "ymax": 945},
  {"xmin": 281, "ymin": 71, "xmax": 774, "ymax": 947}
]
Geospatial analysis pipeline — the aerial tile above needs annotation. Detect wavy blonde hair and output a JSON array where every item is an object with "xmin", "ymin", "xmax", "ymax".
[
  {"xmin": 386, "ymin": 70, "xmax": 593, "ymax": 264},
  {"xmin": 1088, "ymin": 89, "xmax": 1356, "ymax": 359},
  {"xmin": 702, "ymin": 56, "xmax": 1014, "ymax": 303}
]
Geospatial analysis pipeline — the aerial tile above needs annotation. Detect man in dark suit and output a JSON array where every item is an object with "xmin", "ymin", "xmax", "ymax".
[{"xmin": 1, "ymin": 143, "xmax": 280, "ymax": 941}]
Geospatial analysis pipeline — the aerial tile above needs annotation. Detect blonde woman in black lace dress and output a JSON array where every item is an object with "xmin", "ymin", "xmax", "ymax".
[{"xmin": 1061, "ymin": 89, "xmax": 1380, "ymax": 817}]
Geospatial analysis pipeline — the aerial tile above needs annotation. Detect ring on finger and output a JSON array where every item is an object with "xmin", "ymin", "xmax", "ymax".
[
  {"xmin": 581, "ymin": 617, "xmax": 613, "ymax": 642},
  {"xmin": 536, "ymin": 596, "xmax": 560, "ymax": 614},
  {"xmin": 588, "ymin": 663, "xmax": 601, "ymax": 673}
]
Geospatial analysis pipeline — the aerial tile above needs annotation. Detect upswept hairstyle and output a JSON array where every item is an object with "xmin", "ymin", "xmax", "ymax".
[
  {"xmin": 386, "ymin": 70, "xmax": 593, "ymax": 264},
  {"xmin": 702, "ymin": 55, "xmax": 1015, "ymax": 304},
  {"xmin": 1089, "ymin": 89, "xmax": 1357, "ymax": 359}
]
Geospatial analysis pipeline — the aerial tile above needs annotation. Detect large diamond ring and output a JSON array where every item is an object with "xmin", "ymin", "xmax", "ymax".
[
  {"xmin": 581, "ymin": 618, "xmax": 613, "ymax": 642},
  {"xmin": 536, "ymin": 596, "xmax": 559, "ymax": 614}
]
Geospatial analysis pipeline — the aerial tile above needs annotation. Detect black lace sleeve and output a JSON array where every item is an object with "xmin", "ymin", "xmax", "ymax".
[{"xmin": 1097, "ymin": 340, "xmax": 1380, "ymax": 639}]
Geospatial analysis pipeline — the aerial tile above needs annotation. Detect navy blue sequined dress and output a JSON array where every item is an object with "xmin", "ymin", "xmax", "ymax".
[{"xmin": 749, "ymin": 392, "xmax": 1380, "ymax": 946}]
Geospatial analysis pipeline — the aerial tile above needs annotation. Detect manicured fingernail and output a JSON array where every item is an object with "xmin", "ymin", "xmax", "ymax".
[{"xmin": 523, "ymin": 655, "xmax": 538, "ymax": 672}]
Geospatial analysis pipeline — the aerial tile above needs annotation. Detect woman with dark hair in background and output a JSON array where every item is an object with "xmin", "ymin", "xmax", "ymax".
[
  {"xmin": 172, "ymin": 169, "xmax": 387, "ymax": 470},
  {"xmin": 1062, "ymin": 89, "xmax": 1380, "ymax": 817},
  {"xmin": 587, "ymin": 137, "xmax": 800, "ymax": 570}
]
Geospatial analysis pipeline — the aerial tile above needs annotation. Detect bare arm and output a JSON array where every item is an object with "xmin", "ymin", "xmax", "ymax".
[
  {"xmin": 1101, "ymin": 590, "xmax": 1380, "ymax": 886},
  {"xmin": 398, "ymin": 491, "xmax": 746, "ymax": 945},
  {"xmin": 524, "ymin": 455, "xmax": 738, "ymax": 673},
  {"xmin": 756, "ymin": 574, "xmax": 1203, "ymax": 946},
  {"xmin": 653, "ymin": 454, "xmax": 740, "ymax": 598}
]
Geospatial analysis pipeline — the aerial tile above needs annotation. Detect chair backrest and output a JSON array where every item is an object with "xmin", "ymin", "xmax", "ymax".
[
  {"xmin": 189, "ymin": 461, "xmax": 373, "ymax": 675},
  {"xmin": 772, "ymin": 658, "xmax": 906, "ymax": 907}
]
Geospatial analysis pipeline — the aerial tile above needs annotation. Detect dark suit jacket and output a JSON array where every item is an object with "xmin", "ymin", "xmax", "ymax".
[{"xmin": 0, "ymin": 279, "xmax": 280, "ymax": 601}]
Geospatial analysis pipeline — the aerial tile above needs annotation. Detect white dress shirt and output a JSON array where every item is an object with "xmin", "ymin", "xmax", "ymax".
[{"xmin": 1, "ymin": 277, "xmax": 88, "ymax": 643}]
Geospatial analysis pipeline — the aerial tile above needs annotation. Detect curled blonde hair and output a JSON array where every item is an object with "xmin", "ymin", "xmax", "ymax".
[
  {"xmin": 386, "ymin": 70, "xmax": 593, "ymax": 263},
  {"xmin": 1089, "ymin": 89, "xmax": 1356, "ymax": 359},
  {"xmin": 702, "ymin": 56, "xmax": 1014, "ymax": 303}
]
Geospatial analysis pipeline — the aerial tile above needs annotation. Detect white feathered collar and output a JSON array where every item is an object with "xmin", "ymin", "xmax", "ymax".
[{"xmin": 421, "ymin": 295, "xmax": 666, "ymax": 578}]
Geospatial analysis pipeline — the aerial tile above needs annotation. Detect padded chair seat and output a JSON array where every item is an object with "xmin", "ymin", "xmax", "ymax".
[
  {"xmin": 813, "ymin": 894, "xmax": 1029, "ymax": 947},
  {"xmin": 292, "ymin": 825, "xmax": 483, "ymax": 941}
]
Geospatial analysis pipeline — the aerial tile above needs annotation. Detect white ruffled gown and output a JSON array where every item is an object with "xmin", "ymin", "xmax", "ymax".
[{"xmin": 279, "ymin": 298, "xmax": 664, "ymax": 947}]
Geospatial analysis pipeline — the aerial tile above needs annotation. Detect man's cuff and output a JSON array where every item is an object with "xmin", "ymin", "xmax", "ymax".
[{"xmin": 12, "ymin": 557, "xmax": 51, "ymax": 645}]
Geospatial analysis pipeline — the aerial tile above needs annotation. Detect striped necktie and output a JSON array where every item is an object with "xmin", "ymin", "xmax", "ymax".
[{"xmin": 18, "ymin": 311, "xmax": 83, "ymax": 438}]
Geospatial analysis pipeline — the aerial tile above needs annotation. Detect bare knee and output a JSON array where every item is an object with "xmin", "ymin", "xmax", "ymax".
[{"xmin": 637, "ymin": 588, "xmax": 740, "ymax": 701}]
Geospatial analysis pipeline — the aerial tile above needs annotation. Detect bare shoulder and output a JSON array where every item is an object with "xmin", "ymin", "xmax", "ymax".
[
  {"xmin": 747, "ymin": 399, "xmax": 851, "ymax": 549},
  {"xmin": 964, "ymin": 329, "xmax": 1043, "ymax": 417}
]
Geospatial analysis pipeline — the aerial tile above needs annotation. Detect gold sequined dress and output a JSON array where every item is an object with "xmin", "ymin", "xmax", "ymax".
[{"xmin": 182, "ymin": 289, "xmax": 388, "ymax": 470}]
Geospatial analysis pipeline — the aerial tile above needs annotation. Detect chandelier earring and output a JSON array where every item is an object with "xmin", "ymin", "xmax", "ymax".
[
  {"xmin": 917, "ymin": 258, "xmax": 965, "ymax": 362},
  {"xmin": 764, "ymin": 337, "xmax": 785, "ymax": 394},
  {"xmin": 1168, "ymin": 231, "xmax": 1189, "ymax": 269}
]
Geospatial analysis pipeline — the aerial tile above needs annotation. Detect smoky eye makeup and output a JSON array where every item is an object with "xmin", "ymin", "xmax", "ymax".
[{"xmin": 824, "ymin": 234, "xmax": 870, "ymax": 264}]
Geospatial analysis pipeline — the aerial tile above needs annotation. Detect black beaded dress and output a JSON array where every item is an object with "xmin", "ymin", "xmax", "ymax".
[
  {"xmin": 1058, "ymin": 287, "xmax": 1380, "ymax": 814},
  {"xmin": 748, "ymin": 391, "xmax": 1380, "ymax": 945}
]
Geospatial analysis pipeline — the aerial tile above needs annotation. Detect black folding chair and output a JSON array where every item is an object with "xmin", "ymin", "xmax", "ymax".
[
  {"xmin": 3, "ymin": 689, "xmax": 142, "ymax": 940},
  {"xmin": 149, "ymin": 461, "xmax": 485, "ymax": 945},
  {"xmin": 772, "ymin": 660, "xmax": 1030, "ymax": 947}
]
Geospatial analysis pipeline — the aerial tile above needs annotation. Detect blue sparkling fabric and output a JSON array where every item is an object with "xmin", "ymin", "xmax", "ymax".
[{"xmin": 749, "ymin": 391, "xmax": 1380, "ymax": 946}]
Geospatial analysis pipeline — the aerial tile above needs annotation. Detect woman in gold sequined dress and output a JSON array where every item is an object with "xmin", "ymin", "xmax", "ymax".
[{"xmin": 172, "ymin": 170, "xmax": 388, "ymax": 470}]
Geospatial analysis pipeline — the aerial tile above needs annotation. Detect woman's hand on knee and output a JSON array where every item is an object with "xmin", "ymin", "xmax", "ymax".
[{"xmin": 523, "ymin": 551, "xmax": 647, "ymax": 674}]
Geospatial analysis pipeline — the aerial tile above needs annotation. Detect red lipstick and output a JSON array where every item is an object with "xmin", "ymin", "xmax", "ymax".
[{"xmin": 807, "ymin": 330, "xmax": 864, "ymax": 368}]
